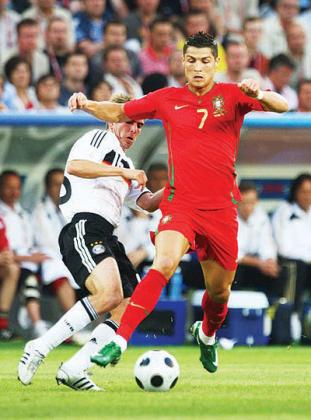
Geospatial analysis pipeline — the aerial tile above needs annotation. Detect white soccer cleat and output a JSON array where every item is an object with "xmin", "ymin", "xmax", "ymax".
[
  {"xmin": 18, "ymin": 340, "xmax": 45, "ymax": 385},
  {"xmin": 56, "ymin": 362, "xmax": 102, "ymax": 391}
]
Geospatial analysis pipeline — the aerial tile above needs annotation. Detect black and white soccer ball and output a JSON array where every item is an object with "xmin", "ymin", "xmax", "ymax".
[{"xmin": 134, "ymin": 350, "xmax": 180, "ymax": 392}]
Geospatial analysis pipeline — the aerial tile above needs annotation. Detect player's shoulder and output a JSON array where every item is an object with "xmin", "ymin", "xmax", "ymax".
[{"xmin": 146, "ymin": 86, "xmax": 181, "ymax": 99}]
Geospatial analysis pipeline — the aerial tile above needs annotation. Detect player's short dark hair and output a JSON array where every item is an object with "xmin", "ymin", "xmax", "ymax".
[
  {"xmin": 239, "ymin": 180, "xmax": 258, "ymax": 194},
  {"xmin": 110, "ymin": 93, "xmax": 132, "ymax": 104},
  {"xmin": 44, "ymin": 168, "xmax": 64, "ymax": 189},
  {"xmin": 288, "ymin": 173, "xmax": 311, "ymax": 203},
  {"xmin": 268, "ymin": 54, "xmax": 295, "ymax": 72},
  {"xmin": 183, "ymin": 31, "xmax": 218, "ymax": 58},
  {"xmin": 297, "ymin": 79, "xmax": 311, "ymax": 94},
  {"xmin": 0, "ymin": 170, "xmax": 21, "ymax": 188},
  {"xmin": 17, "ymin": 18, "xmax": 38, "ymax": 35},
  {"xmin": 147, "ymin": 163, "xmax": 168, "ymax": 175},
  {"xmin": 142, "ymin": 72, "xmax": 168, "ymax": 94}
]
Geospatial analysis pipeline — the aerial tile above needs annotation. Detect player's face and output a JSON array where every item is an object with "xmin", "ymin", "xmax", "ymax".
[
  {"xmin": 183, "ymin": 46, "xmax": 218, "ymax": 92},
  {"xmin": 112, "ymin": 120, "xmax": 144, "ymax": 150}
]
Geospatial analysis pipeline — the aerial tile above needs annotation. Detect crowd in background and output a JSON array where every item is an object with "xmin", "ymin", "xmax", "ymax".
[{"xmin": 0, "ymin": 0, "xmax": 311, "ymax": 111}]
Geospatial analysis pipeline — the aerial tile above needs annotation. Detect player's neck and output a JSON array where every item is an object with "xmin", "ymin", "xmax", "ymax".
[{"xmin": 187, "ymin": 81, "xmax": 215, "ymax": 96}]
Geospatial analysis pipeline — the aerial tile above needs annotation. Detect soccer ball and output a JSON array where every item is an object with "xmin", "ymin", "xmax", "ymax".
[{"xmin": 134, "ymin": 350, "xmax": 180, "ymax": 392}]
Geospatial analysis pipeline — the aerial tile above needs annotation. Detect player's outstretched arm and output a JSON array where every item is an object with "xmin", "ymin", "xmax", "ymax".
[
  {"xmin": 136, "ymin": 188, "xmax": 164, "ymax": 212},
  {"xmin": 238, "ymin": 79, "xmax": 289, "ymax": 113},
  {"xmin": 67, "ymin": 160, "xmax": 147, "ymax": 188},
  {"xmin": 68, "ymin": 92, "xmax": 128, "ymax": 123}
]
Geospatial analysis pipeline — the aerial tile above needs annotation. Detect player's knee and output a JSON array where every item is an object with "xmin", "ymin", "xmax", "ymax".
[
  {"xmin": 153, "ymin": 255, "xmax": 178, "ymax": 279},
  {"xmin": 209, "ymin": 287, "xmax": 230, "ymax": 304},
  {"xmin": 95, "ymin": 286, "xmax": 123, "ymax": 312}
]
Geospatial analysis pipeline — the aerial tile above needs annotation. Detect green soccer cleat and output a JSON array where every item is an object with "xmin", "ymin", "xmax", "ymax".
[
  {"xmin": 91, "ymin": 342, "xmax": 122, "ymax": 368},
  {"xmin": 190, "ymin": 321, "xmax": 218, "ymax": 373}
]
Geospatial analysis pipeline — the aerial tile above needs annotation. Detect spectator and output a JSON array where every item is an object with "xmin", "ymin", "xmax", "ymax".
[
  {"xmin": 74, "ymin": 0, "xmax": 113, "ymax": 59},
  {"xmin": 32, "ymin": 169, "xmax": 76, "ymax": 313},
  {"xmin": 215, "ymin": 41, "xmax": 262, "ymax": 84},
  {"xmin": 0, "ymin": 170, "xmax": 49, "ymax": 338},
  {"xmin": 297, "ymin": 79, "xmax": 311, "ymax": 112},
  {"xmin": 285, "ymin": 21, "xmax": 311, "ymax": 87},
  {"xmin": 188, "ymin": 0, "xmax": 224, "ymax": 37},
  {"xmin": 243, "ymin": 17, "xmax": 269, "ymax": 77},
  {"xmin": 0, "ymin": 75, "xmax": 7, "ymax": 111},
  {"xmin": 44, "ymin": 16, "xmax": 73, "ymax": 82},
  {"xmin": 259, "ymin": 0, "xmax": 300, "ymax": 59},
  {"xmin": 262, "ymin": 53, "xmax": 298, "ymax": 110},
  {"xmin": 167, "ymin": 50, "xmax": 186, "ymax": 87},
  {"xmin": 233, "ymin": 181, "xmax": 280, "ymax": 301},
  {"xmin": 3, "ymin": 56, "xmax": 39, "ymax": 111},
  {"xmin": 89, "ymin": 80, "xmax": 113, "ymax": 101},
  {"xmin": 0, "ymin": 215, "xmax": 20, "ymax": 340},
  {"xmin": 35, "ymin": 74, "xmax": 65, "ymax": 111},
  {"xmin": 94, "ymin": 19, "xmax": 141, "ymax": 78},
  {"xmin": 141, "ymin": 72, "xmax": 168, "ymax": 94},
  {"xmin": 217, "ymin": 0, "xmax": 259, "ymax": 34},
  {"xmin": 103, "ymin": 45, "xmax": 143, "ymax": 97},
  {"xmin": 59, "ymin": 52, "xmax": 89, "ymax": 106},
  {"xmin": 139, "ymin": 18, "xmax": 174, "ymax": 76},
  {"xmin": 272, "ymin": 173, "xmax": 311, "ymax": 339},
  {"xmin": 22, "ymin": 0, "xmax": 75, "ymax": 50},
  {"xmin": 1, "ymin": 18, "xmax": 50, "ymax": 83},
  {"xmin": 124, "ymin": 0, "xmax": 160, "ymax": 45},
  {"xmin": 0, "ymin": 0, "xmax": 20, "ymax": 70}
]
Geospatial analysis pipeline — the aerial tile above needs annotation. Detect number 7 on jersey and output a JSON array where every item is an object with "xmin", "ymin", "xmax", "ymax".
[{"xmin": 197, "ymin": 108, "xmax": 208, "ymax": 129}]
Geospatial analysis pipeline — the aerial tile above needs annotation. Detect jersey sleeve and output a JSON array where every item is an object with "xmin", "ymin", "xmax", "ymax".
[
  {"xmin": 125, "ymin": 182, "xmax": 151, "ymax": 213},
  {"xmin": 235, "ymin": 85, "xmax": 264, "ymax": 115},
  {"xmin": 68, "ymin": 129, "xmax": 108, "ymax": 163},
  {"xmin": 124, "ymin": 88, "xmax": 167, "ymax": 120}
]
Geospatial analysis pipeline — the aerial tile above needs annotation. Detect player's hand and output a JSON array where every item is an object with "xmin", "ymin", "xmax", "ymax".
[
  {"xmin": 121, "ymin": 168, "xmax": 147, "ymax": 189},
  {"xmin": 68, "ymin": 92, "xmax": 88, "ymax": 112},
  {"xmin": 238, "ymin": 79, "xmax": 261, "ymax": 98}
]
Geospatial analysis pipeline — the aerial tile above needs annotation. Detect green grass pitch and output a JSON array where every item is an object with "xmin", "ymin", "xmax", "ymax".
[{"xmin": 1, "ymin": 342, "xmax": 311, "ymax": 419}]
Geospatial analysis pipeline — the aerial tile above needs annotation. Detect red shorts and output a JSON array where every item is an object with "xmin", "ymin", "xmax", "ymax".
[{"xmin": 157, "ymin": 204, "xmax": 238, "ymax": 271}]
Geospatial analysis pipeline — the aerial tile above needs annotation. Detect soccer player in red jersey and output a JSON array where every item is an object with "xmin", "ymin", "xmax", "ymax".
[{"xmin": 69, "ymin": 32, "xmax": 288, "ymax": 373}]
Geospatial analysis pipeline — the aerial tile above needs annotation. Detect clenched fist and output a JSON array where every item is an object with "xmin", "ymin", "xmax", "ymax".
[
  {"xmin": 68, "ymin": 92, "xmax": 88, "ymax": 112},
  {"xmin": 238, "ymin": 79, "xmax": 262, "ymax": 99}
]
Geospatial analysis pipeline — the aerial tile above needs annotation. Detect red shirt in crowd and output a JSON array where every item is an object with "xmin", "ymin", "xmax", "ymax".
[
  {"xmin": 0, "ymin": 216, "xmax": 9, "ymax": 251},
  {"xmin": 124, "ymin": 83, "xmax": 263, "ymax": 210}
]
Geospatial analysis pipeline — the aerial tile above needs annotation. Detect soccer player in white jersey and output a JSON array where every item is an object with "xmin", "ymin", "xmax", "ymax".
[{"xmin": 18, "ymin": 94, "xmax": 163, "ymax": 390}]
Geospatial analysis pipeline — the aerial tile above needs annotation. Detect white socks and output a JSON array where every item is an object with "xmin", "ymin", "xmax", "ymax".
[
  {"xmin": 113, "ymin": 334, "xmax": 128, "ymax": 352},
  {"xmin": 199, "ymin": 324, "xmax": 216, "ymax": 345},
  {"xmin": 34, "ymin": 298, "xmax": 98, "ymax": 356},
  {"xmin": 65, "ymin": 319, "xmax": 119, "ymax": 372}
]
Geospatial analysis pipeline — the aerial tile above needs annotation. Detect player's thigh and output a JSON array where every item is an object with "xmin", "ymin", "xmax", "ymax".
[
  {"xmin": 110, "ymin": 298, "xmax": 130, "ymax": 323},
  {"xmin": 200, "ymin": 259, "xmax": 236, "ymax": 298},
  {"xmin": 152, "ymin": 230, "xmax": 190, "ymax": 274},
  {"xmin": 85, "ymin": 256, "xmax": 122, "ymax": 295}
]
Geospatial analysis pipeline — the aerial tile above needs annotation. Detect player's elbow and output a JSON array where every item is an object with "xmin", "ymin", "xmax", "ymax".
[
  {"xmin": 67, "ymin": 161, "xmax": 77, "ymax": 175},
  {"xmin": 277, "ymin": 99, "xmax": 289, "ymax": 113}
]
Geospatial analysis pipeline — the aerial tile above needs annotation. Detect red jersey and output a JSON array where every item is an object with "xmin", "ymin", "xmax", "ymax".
[
  {"xmin": 124, "ymin": 83, "xmax": 264, "ymax": 210},
  {"xmin": 0, "ymin": 216, "xmax": 9, "ymax": 251}
]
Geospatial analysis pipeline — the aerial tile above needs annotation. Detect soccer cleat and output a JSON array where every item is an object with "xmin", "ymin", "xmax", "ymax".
[
  {"xmin": 91, "ymin": 342, "xmax": 122, "ymax": 368},
  {"xmin": 56, "ymin": 363, "xmax": 102, "ymax": 391},
  {"xmin": 190, "ymin": 321, "xmax": 218, "ymax": 373},
  {"xmin": 18, "ymin": 340, "xmax": 45, "ymax": 385}
]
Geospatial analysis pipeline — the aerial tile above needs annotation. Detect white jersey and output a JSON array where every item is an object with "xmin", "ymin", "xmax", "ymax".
[{"xmin": 60, "ymin": 128, "xmax": 148, "ymax": 226}]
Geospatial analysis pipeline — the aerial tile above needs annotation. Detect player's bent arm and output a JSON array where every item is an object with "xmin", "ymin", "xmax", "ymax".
[
  {"xmin": 258, "ymin": 91, "xmax": 289, "ymax": 113},
  {"xmin": 67, "ymin": 160, "xmax": 125, "ymax": 178},
  {"xmin": 137, "ymin": 188, "xmax": 164, "ymax": 212}
]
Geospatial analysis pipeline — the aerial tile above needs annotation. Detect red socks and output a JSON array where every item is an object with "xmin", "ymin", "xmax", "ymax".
[
  {"xmin": 0, "ymin": 312, "xmax": 9, "ymax": 330},
  {"xmin": 201, "ymin": 291, "xmax": 228, "ymax": 337},
  {"xmin": 117, "ymin": 269, "xmax": 168, "ymax": 341}
]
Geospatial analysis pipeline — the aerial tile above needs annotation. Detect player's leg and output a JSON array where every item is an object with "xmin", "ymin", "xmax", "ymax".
[
  {"xmin": 56, "ymin": 299, "xmax": 129, "ymax": 391},
  {"xmin": 18, "ymin": 257, "xmax": 123, "ymax": 385},
  {"xmin": 191, "ymin": 259, "xmax": 235, "ymax": 372},
  {"xmin": 91, "ymin": 230, "xmax": 189, "ymax": 367}
]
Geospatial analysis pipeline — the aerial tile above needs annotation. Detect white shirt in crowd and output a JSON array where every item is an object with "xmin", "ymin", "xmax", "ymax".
[
  {"xmin": 32, "ymin": 195, "xmax": 77, "ymax": 287},
  {"xmin": 0, "ymin": 199, "xmax": 37, "ymax": 272},
  {"xmin": 60, "ymin": 128, "xmax": 149, "ymax": 227},
  {"xmin": 238, "ymin": 205, "xmax": 277, "ymax": 262},
  {"xmin": 272, "ymin": 201, "xmax": 311, "ymax": 264}
]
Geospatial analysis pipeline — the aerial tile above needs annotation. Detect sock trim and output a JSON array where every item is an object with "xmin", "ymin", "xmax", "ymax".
[
  {"xmin": 81, "ymin": 297, "xmax": 98, "ymax": 321},
  {"xmin": 104, "ymin": 319, "xmax": 119, "ymax": 332}
]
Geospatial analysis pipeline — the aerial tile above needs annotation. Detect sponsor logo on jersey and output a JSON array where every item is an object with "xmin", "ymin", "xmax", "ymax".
[
  {"xmin": 212, "ymin": 96, "xmax": 226, "ymax": 117},
  {"xmin": 92, "ymin": 243, "xmax": 106, "ymax": 255},
  {"xmin": 161, "ymin": 215, "xmax": 172, "ymax": 224}
]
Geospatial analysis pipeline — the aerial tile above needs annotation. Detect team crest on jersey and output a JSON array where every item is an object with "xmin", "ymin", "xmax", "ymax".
[
  {"xmin": 91, "ymin": 242, "xmax": 106, "ymax": 255},
  {"xmin": 212, "ymin": 96, "xmax": 226, "ymax": 117},
  {"xmin": 161, "ymin": 215, "xmax": 172, "ymax": 225}
]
